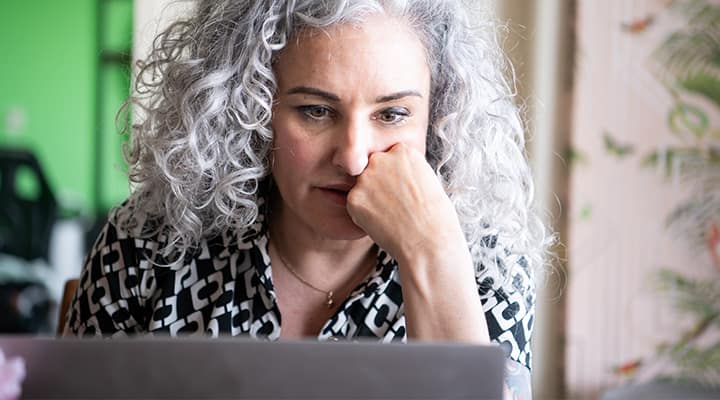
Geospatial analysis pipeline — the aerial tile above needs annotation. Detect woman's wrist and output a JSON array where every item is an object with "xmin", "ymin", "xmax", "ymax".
[
  {"xmin": 396, "ymin": 245, "xmax": 475, "ymax": 301},
  {"xmin": 394, "ymin": 224, "xmax": 469, "ymax": 272},
  {"xmin": 396, "ymin": 239, "xmax": 490, "ymax": 344}
]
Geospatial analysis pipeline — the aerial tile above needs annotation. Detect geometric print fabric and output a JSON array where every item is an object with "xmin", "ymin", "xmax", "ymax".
[{"xmin": 65, "ymin": 201, "xmax": 535, "ymax": 369}]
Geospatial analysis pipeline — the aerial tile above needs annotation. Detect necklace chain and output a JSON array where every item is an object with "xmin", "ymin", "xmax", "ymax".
[{"xmin": 274, "ymin": 250, "xmax": 336, "ymax": 308}]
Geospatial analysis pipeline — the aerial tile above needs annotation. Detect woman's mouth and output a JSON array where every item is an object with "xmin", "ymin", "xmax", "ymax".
[{"xmin": 317, "ymin": 186, "xmax": 352, "ymax": 207}]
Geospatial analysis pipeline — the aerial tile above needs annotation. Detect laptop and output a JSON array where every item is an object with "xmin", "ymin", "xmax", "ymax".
[{"xmin": 0, "ymin": 336, "xmax": 505, "ymax": 399}]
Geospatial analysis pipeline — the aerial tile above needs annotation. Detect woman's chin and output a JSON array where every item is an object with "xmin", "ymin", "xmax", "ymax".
[{"xmin": 316, "ymin": 219, "xmax": 369, "ymax": 241}]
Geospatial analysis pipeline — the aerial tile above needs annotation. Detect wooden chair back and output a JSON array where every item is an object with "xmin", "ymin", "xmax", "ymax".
[{"xmin": 56, "ymin": 278, "xmax": 79, "ymax": 336}]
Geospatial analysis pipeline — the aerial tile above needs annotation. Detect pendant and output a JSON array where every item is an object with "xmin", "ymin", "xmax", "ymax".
[{"xmin": 326, "ymin": 291, "xmax": 334, "ymax": 308}]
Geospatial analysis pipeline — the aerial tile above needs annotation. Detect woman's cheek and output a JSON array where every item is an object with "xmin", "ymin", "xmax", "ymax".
[
  {"xmin": 395, "ymin": 122, "xmax": 428, "ymax": 155},
  {"xmin": 276, "ymin": 129, "xmax": 325, "ymax": 174}
]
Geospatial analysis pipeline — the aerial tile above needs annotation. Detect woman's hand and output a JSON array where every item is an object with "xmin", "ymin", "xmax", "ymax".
[
  {"xmin": 345, "ymin": 143, "xmax": 466, "ymax": 264},
  {"xmin": 347, "ymin": 143, "xmax": 489, "ymax": 344}
]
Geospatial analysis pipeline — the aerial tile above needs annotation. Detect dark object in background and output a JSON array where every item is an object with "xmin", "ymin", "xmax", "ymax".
[
  {"xmin": 0, "ymin": 281, "xmax": 52, "ymax": 333},
  {"xmin": 0, "ymin": 148, "xmax": 57, "ymax": 262},
  {"xmin": 0, "ymin": 148, "xmax": 57, "ymax": 333}
]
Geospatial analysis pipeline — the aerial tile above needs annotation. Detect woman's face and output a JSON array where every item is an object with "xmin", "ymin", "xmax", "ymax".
[{"xmin": 271, "ymin": 14, "xmax": 431, "ymax": 240}]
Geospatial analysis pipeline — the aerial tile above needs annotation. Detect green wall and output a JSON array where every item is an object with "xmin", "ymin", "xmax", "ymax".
[
  {"xmin": 98, "ymin": 0, "xmax": 133, "ymax": 212},
  {"xmin": 0, "ymin": 0, "xmax": 132, "ymax": 216}
]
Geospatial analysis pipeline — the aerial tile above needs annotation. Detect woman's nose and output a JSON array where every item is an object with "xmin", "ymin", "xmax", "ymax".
[{"xmin": 331, "ymin": 119, "xmax": 372, "ymax": 176}]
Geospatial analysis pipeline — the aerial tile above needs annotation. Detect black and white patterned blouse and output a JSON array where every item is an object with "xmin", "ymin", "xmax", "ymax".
[{"xmin": 65, "ymin": 198, "xmax": 536, "ymax": 369}]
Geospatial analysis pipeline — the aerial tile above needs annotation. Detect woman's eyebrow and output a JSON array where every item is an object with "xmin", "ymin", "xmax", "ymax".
[
  {"xmin": 286, "ymin": 86, "xmax": 423, "ymax": 104},
  {"xmin": 375, "ymin": 90, "xmax": 423, "ymax": 103},
  {"xmin": 286, "ymin": 86, "xmax": 340, "ymax": 102}
]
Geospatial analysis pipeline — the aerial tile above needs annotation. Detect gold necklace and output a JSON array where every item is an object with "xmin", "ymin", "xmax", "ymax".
[{"xmin": 274, "ymin": 250, "xmax": 337, "ymax": 308}]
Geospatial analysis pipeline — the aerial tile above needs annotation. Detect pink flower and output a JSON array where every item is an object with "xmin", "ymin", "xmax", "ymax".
[
  {"xmin": 0, "ymin": 349, "xmax": 25, "ymax": 400},
  {"xmin": 612, "ymin": 359, "xmax": 643, "ymax": 377},
  {"xmin": 708, "ymin": 223, "xmax": 720, "ymax": 272}
]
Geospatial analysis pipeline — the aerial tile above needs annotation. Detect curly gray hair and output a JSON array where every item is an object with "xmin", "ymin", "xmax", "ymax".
[{"xmin": 122, "ymin": 0, "xmax": 551, "ymax": 282}]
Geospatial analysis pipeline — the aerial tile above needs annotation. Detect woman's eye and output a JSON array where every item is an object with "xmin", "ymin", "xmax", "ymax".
[
  {"xmin": 375, "ymin": 107, "xmax": 411, "ymax": 125},
  {"xmin": 298, "ymin": 105, "xmax": 334, "ymax": 121}
]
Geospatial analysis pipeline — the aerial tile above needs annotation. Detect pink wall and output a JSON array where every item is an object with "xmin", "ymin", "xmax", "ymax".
[{"xmin": 567, "ymin": 0, "xmax": 720, "ymax": 398}]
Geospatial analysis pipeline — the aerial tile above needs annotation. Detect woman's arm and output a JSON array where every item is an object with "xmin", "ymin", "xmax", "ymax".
[
  {"xmin": 347, "ymin": 143, "xmax": 536, "ymax": 399},
  {"xmin": 347, "ymin": 143, "xmax": 491, "ymax": 343},
  {"xmin": 394, "ymin": 242, "xmax": 490, "ymax": 344},
  {"xmin": 504, "ymin": 359, "xmax": 532, "ymax": 400}
]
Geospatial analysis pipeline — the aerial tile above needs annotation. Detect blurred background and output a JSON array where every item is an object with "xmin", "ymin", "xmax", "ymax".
[
  {"xmin": 1, "ymin": 0, "xmax": 718, "ymax": 399},
  {"xmin": 0, "ymin": 0, "xmax": 132, "ymax": 334}
]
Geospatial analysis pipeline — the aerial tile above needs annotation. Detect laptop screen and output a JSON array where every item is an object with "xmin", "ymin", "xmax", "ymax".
[{"xmin": 0, "ymin": 336, "xmax": 505, "ymax": 399}]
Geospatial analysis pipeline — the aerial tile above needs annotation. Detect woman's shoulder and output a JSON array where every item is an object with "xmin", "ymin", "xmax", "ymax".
[
  {"xmin": 107, "ymin": 195, "xmax": 161, "ymax": 240},
  {"xmin": 81, "ymin": 198, "xmax": 166, "ymax": 273},
  {"xmin": 93, "ymin": 195, "xmax": 262, "ymax": 268}
]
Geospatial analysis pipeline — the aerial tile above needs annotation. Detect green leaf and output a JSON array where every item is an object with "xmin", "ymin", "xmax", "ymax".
[
  {"xmin": 603, "ymin": 132, "xmax": 635, "ymax": 158},
  {"xmin": 579, "ymin": 204, "xmax": 592, "ymax": 221},
  {"xmin": 565, "ymin": 146, "xmax": 589, "ymax": 166},
  {"xmin": 652, "ymin": 2, "xmax": 720, "ymax": 109},
  {"xmin": 668, "ymin": 102, "xmax": 709, "ymax": 139},
  {"xmin": 641, "ymin": 146, "xmax": 720, "ymax": 178}
]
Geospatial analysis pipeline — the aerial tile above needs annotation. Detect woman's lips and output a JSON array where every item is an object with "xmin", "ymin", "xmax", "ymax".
[{"xmin": 318, "ymin": 187, "xmax": 350, "ymax": 206}]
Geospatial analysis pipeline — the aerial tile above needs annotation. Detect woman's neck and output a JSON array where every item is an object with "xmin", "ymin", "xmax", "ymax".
[{"xmin": 267, "ymin": 197, "xmax": 376, "ymax": 289}]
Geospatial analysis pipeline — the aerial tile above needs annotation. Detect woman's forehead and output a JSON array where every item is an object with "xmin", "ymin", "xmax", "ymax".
[{"xmin": 274, "ymin": 15, "xmax": 431, "ymax": 99}]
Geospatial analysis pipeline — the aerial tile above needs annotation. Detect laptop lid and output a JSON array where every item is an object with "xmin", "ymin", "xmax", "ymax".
[{"xmin": 0, "ymin": 336, "xmax": 505, "ymax": 399}]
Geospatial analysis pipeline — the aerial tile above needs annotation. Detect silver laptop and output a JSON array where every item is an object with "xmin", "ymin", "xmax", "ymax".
[{"xmin": 0, "ymin": 336, "xmax": 505, "ymax": 399}]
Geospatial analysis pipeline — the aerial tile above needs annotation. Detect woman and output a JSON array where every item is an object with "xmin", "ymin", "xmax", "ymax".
[{"xmin": 65, "ymin": 0, "xmax": 550, "ymax": 397}]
